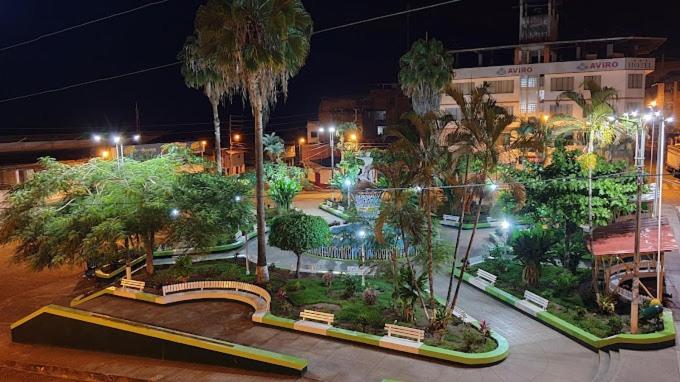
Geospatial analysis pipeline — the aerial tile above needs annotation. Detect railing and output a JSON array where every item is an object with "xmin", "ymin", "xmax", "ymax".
[
  {"xmin": 607, "ymin": 260, "xmax": 657, "ymax": 303},
  {"xmin": 305, "ymin": 246, "xmax": 412, "ymax": 261}
]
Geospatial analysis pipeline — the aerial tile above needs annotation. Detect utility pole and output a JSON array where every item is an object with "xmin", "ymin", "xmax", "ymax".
[
  {"xmin": 631, "ymin": 115, "xmax": 646, "ymax": 334},
  {"xmin": 229, "ymin": 114, "xmax": 233, "ymax": 151}
]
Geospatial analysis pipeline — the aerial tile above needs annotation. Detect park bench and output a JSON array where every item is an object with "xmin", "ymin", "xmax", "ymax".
[
  {"xmin": 441, "ymin": 214, "xmax": 460, "ymax": 227},
  {"xmin": 476, "ymin": 269, "xmax": 497, "ymax": 285},
  {"xmin": 299, "ymin": 309, "xmax": 334, "ymax": 325},
  {"xmin": 523, "ymin": 290, "xmax": 549, "ymax": 310},
  {"xmin": 384, "ymin": 323, "xmax": 424, "ymax": 343},
  {"xmin": 120, "ymin": 278, "xmax": 145, "ymax": 292},
  {"xmin": 337, "ymin": 205, "xmax": 345, "ymax": 212}
]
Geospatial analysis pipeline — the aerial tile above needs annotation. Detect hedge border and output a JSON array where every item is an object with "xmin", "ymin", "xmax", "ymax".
[
  {"xmin": 459, "ymin": 269, "xmax": 676, "ymax": 351},
  {"xmin": 319, "ymin": 204, "xmax": 349, "ymax": 220}
]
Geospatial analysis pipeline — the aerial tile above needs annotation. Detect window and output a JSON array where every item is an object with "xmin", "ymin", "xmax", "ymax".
[
  {"xmin": 374, "ymin": 111, "xmax": 387, "ymax": 121},
  {"xmin": 377, "ymin": 126, "xmax": 386, "ymax": 136},
  {"xmin": 628, "ymin": 73, "xmax": 643, "ymax": 89},
  {"xmin": 549, "ymin": 103, "xmax": 574, "ymax": 115},
  {"xmin": 550, "ymin": 77, "xmax": 574, "ymax": 91},
  {"xmin": 520, "ymin": 103, "xmax": 537, "ymax": 113},
  {"xmin": 310, "ymin": 131, "xmax": 318, "ymax": 138},
  {"xmin": 583, "ymin": 75, "xmax": 601, "ymax": 89},
  {"xmin": 487, "ymin": 79, "xmax": 514, "ymax": 94},
  {"xmin": 451, "ymin": 82, "xmax": 475, "ymax": 95},
  {"xmin": 520, "ymin": 76, "xmax": 537, "ymax": 88}
]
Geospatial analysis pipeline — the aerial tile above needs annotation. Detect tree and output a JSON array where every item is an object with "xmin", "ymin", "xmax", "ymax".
[
  {"xmin": 179, "ymin": 36, "xmax": 226, "ymax": 174},
  {"xmin": 399, "ymin": 38, "xmax": 453, "ymax": 116},
  {"xmin": 0, "ymin": 149, "xmax": 249, "ymax": 276},
  {"xmin": 265, "ymin": 163, "xmax": 304, "ymax": 212},
  {"xmin": 263, "ymin": 133, "xmax": 285, "ymax": 162},
  {"xmin": 445, "ymin": 84, "xmax": 515, "ymax": 312},
  {"xmin": 194, "ymin": 0, "xmax": 312, "ymax": 283},
  {"xmin": 509, "ymin": 226, "xmax": 556, "ymax": 287},
  {"xmin": 268, "ymin": 212, "xmax": 331, "ymax": 277}
]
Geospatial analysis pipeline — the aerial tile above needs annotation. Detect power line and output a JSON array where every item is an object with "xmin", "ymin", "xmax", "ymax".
[
  {"xmin": 0, "ymin": 0, "xmax": 172, "ymax": 52},
  {"xmin": 0, "ymin": 1, "xmax": 461, "ymax": 104},
  {"xmin": 312, "ymin": 0, "xmax": 462, "ymax": 35},
  {"xmin": 0, "ymin": 62, "xmax": 180, "ymax": 104}
]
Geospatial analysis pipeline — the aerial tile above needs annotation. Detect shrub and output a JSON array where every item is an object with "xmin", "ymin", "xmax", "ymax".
[
  {"xmin": 607, "ymin": 315, "xmax": 624, "ymax": 336},
  {"xmin": 363, "ymin": 288, "xmax": 378, "ymax": 305},
  {"xmin": 597, "ymin": 294, "xmax": 617, "ymax": 315},
  {"xmin": 322, "ymin": 271, "xmax": 334, "ymax": 289},
  {"xmin": 461, "ymin": 328, "xmax": 485, "ymax": 352},
  {"xmin": 550, "ymin": 269, "xmax": 580, "ymax": 297},
  {"xmin": 276, "ymin": 287, "xmax": 288, "ymax": 300},
  {"xmin": 342, "ymin": 275, "xmax": 359, "ymax": 298},
  {"xmin": 479, "ymin": 320, "xmax": 491, "ymax": 338},
  {"xmin": 356, "ymin": 313, "xmax": 370, "ymax": 332}
]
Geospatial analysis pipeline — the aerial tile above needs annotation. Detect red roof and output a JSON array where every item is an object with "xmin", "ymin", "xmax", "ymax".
[{"xmin": 590, "ymin": 217, "xmax": 678, "ymax": 257}]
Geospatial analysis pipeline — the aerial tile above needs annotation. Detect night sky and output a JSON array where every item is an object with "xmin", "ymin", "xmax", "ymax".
[{"xmin": 0, "ymin": 0, "xmax": 677, "ymax": 143}]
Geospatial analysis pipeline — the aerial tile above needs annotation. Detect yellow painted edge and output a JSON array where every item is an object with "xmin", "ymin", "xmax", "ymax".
[
  {"xmin": 12, "ymin": 305, "xmax": 305, "ymax": 370},
  {"xmin": 70, "ymin": 287, "xmax": 116, "ymax": 307}
]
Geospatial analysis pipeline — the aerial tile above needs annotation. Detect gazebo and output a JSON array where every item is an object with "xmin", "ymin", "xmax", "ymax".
[{"xmin": 590, "ymin": 217, "xmax": 678, "ymax": 302}]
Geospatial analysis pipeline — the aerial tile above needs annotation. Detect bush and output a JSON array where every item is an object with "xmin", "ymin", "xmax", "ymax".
[
  {"xmin": 461, "ymin": 328, "xmax": 485, "ymax": 352},
  {"xmin": 550, "ymin": 269, "xmax": 580, "ymax": 297},
  {"xmin": 607, "ymin": 315, "xmax": 624, "ymax": 336},
  {"xmin": 218, "ymin": 263, "xmax": 242, "ymax": 280},
  {"xmin": 342, "ymin": 275, "xmax": 359, "ymax": 298},
  {"xmin": 287, "ymin": 279, "xmax": 302, "ymax": 292},
  {"xmin": 322, "ymin": 271, "xmax": 334, "ymax": 289},
  {"xmin": 363, "ymin": 288, "xmax": 378, "ymax": 305}
]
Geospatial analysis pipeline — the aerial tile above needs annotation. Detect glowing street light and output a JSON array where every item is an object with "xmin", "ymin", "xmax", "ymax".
[
  {"xmin": 233, "ymin": 134, "xmax": 241, "ymax": 142},
  {"xmin": 235, "ymin": 195, "xmax": 242, "ymax": 202},
  {"xmin": 500, "ymin": 219, "xmax": 511, "ymax": 231},
  {"xmin": 414, "ymin": 186, "xmax": 423, "ymax": 193},
  {"xmin": 350, "ymin": 133, "xmax": 357, "ymax": 141},
  {"xmin": 298, "ymin": 137, "xmax": 306, "ymax": 145},
  {"xmin": 92, "ymin": 134, "xmax": 102, "ymax": 143},
  {"xmin": 170, "ymin": 208, "xmax": 180, "ymax": 218},
  {"xmin": 100, "ymin": 150, "xmax": 109, "ymax": 159},
  {"xmin": 488, "ymin": 183, "xmax": 498, "ymax": 192},
  {"xmin": 133, "ymin": 134, "xmax": 141, "ymax": 142},
  {"xmin": 344, "ymin": 178, "xmax": 353, "ymax": 209}
]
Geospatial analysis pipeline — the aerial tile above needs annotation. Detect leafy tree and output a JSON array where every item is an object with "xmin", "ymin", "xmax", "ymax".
[
  {"xmin": 394, "ymin": 265, "xmax": 428, "ymax": 322},
  {"xmin": 399, "ymin": 38, "xmax": 453, "ymax": 115},
  {"xmin": 194, "ymin": 0, "xmax": 312, "ymax": 283},
  {"xmin": 509, "ymin": 226, "xmax": 556, "ymax": 287},
  {"xmin": 263, "ymin": 132, "xmax": 285, "ymax": 162},
  {"xmin": 179, "ymin": 36, "xmax": 226, "ymax": 174},
  {"xmin": 268, "ymin": 212, "xmax": 331, "ymax": 277},
  {"xmin": 168, "ymin": 172, "xmax": 254, "ymax": 250}
]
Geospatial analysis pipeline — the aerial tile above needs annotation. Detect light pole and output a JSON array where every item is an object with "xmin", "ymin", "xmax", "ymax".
[
  {"xmin": 93, "ymin": 133, "xmax": 140, "ymax": 170},
  {"xmin": 298, "ymin": 137, "xmax": 305, "ymax": 164},
  {"xmin": 235, "ymin": 195, "xmax": 249, "ymax": 275},
  {"xmin": 319, "ymin": 126, "xmax": 336, "ymax": 174},
  {"xmin": 629, "ymin": 110, "xmax": 646, "ymax": 334},
  {"xmin": 358, "ymin": 229, "xmax": 366, "ymax": 287},
  {"xmin": 655, "ymin": 115, "xmax": 673, "ymax": 300},
  {"xmin": 344, "ymin": 178, "xmax": 352, "ymax": 209}
]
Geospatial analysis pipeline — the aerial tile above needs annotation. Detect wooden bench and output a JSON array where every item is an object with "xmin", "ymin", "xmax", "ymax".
[
  {"xmin": 441, "ymin": 214, "xmax": 460, "ymax": 227},
  {"xmin": 120, "ymin": 278, "xmax": 145, "ymax": 291},
  {"xmin": 384, "ymin": 323, "xmax": 424, "ymax": 343},
  {"xmin": 299, "ymin": 309, "xmax": 334, "ymax": 325},
  {"xmin": 337, "ymin": 205, "xmax": 345, "ymax": 212},
  {"xmin": 523, "ymin": 290, "xmax": 549, "ymax": 310},
  {"xmin": 161, "ymin": 281, "xmax": 271, "ymax": 309},
  {"xmin": 476, "ymin": 269, "xmax": 497, "ymax": 285}
]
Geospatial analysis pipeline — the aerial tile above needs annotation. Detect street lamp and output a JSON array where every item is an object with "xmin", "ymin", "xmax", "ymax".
[
  {"xmin": 318, "ymin": 126, "xmax": 336, "ymax": 173},
  {"xmin": 344, "ymin": 178, "xmax": 352, "ymax": 209},
  {"xmin": 235, "ymin": 195, "xmax": 249, "ymax": 275},
  {"xmin": 357, "ymin": 229, "xmax": 367, "ymax": 286},
  {"xmin": 170, "ymin": 208, "xmax": 180, "ymax": 218}
]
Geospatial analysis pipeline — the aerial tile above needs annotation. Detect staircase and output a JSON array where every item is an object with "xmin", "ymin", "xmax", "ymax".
[{"xmin": 592, "ymin": 350, "xmax": 621, "ymax": 382}]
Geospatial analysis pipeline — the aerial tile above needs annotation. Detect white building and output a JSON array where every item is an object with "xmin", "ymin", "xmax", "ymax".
[{"xmin": 442, "ymin": 55, "xmax": 656, "ymax": 121}]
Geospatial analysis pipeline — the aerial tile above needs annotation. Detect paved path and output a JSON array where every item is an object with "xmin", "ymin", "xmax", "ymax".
[{"xmin": 79, "ymin": 295, "xmax": 599, "ymax": 382}]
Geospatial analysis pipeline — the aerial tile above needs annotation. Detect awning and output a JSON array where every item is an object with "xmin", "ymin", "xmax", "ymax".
[{"xmin": 589, "ymin": 217, "xmax": 678, "ymax": 257}]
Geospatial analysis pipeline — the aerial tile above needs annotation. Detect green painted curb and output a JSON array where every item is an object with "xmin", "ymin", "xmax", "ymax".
[
  {"xmin": 154, "ymin": 231, "xmax": 256, "ymax": 258},
  {"xmin": 261, "ymin": 313, "xmax": 296, "ymax": 330},
  {"xmin": 461, "ymin": 270, "xmax": 676, "ymax": 350},
  {"xmin": 326, "ymin": 327, "xmax": 381, "ymax": 346},
  {"xmin": 319, "ymin": 204, "xmax": 349, "ymax": 220}
]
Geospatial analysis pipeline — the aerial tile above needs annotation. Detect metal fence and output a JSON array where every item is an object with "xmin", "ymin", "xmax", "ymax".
[{"xmin": 305, "ymin": 246, "xmax": 413, "ymax": 261}]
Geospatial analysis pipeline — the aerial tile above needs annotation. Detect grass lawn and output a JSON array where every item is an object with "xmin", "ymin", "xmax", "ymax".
[
  {"xmin": 140, "ymin": 257, "xmax": 496, "ymax": 353},
  {"xmin": 470, "ymin": 258, "xmax": 659, "ymax": 337}
]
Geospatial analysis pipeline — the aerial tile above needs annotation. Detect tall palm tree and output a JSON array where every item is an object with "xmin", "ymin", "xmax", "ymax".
[
  {"xmin": 194, "ymin": 0, "xmax": 312, "ymax": 283},
  {"xmin": 399, "ymin": 38, "xmax": 453, "ymax": 116},
  {"xmin": 445, "ymin": 84, "xmax": 515, "ymax": 311},
  {"xmin": 263, "ymin": 133, "xmax": 285, "ymax": 162},
  {"xmin": 179, "ymin": 36, "xmax": 226, "ymax": 174},
  {"xmin": 389, "ymin": 113, "xmax": 450, "ymax": 311}
]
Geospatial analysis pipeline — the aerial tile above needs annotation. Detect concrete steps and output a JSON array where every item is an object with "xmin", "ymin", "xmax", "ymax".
[{"xmin": 592, "ymin": 350, "xmax": 621, "ymax": 382}]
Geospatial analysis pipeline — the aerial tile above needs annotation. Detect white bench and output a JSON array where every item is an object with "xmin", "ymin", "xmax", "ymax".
[
  {"xmin": 337, "ymin": 205, "xmax": 345, "ymax": 212},
  {"xmin": 384, "ymin": 324, "xmax": 424, "ymax": 343},
  {"xmin": 476, "ymin": 269, "xmax": 497, "ymax": 285},
  {"xmin": 441, "ymin": 214, "xmax": 460, "ymax": 227},
  {"xmin": 160, "ymin": 281, "xmax": 271, "ymax": 309},
  {"xmin": 120, "ymin": 278, "xmax": 145, "ymax": 291},
  {"xmin": 299, "ymin": 309, "xmax": 334, "ymax": 325},
  {"xmin": 325, "ymin": 201, "xmax": 333, "ymax": 207},
  {"xmin": 523, "ymin": 290, "xmax": 549, "ymax": 310}
]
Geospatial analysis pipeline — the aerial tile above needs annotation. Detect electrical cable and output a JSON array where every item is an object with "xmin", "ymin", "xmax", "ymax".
[{"xmin": 0, "ymin": 0, "xmax": 172, "ymax": 52}]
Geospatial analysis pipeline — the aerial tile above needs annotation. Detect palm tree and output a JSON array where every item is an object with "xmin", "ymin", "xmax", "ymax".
[
  {"xmin": 445, "ymin": 84, "xmax": 515, "ymax": 312},
  {"xmin": 389, "ymin": 113, "xmax": 450, "ymax": 311},
  {"xmin": 263, "ymin": 133, "xmax": 285, "ymax": 162},
  {"xmin": 194, "ymin": 0, "xmax": 312, "ymax": 283},
  {"xmin": 179, "ymin": 36, "xmax": 226, "ymax": 174},
  {"xmin": 399, "ymin": 38, "xmax": 453, "ymax": 116}
]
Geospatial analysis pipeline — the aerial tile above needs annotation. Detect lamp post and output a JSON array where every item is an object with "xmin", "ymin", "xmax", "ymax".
[
  {"xmin": 344, "ymin": 178, "xmax": 352, "ymax": 209},
  {"xmin": 298, "ymin": 137, "xmax": 305, "ymax": 164},
  {"xmin": 93, "ymin": 133, "xmax": 140, "ymax": 170},
  {"xmin": 358, "ymin": 229, "xmax": 366, "ymax": 287},
  {"xmin": 318, "ymin": 126, "xmax": 336, "ymax": 174},
  {"xmin": 655, "ymin": 116, "xmax": 673, "ymax": 300},
  {"xmin": 630, "ymin": 110, "xmax": 646, "ymax": 334},
  {"xmin": 235, "ymin": 195, "xmax": 249, "ymax": 275}
]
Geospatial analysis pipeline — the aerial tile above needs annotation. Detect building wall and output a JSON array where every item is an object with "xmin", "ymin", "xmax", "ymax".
[{"xmin": 442, "ymin": 57, "xmax": 655, "ymax": 121}]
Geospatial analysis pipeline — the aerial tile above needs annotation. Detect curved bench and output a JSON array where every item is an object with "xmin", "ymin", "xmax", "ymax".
[{"xmin": 113, "ymin": 281, "xmax": 271, "ymax": 323}]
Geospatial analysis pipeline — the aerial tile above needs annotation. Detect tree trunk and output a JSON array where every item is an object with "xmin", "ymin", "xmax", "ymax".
[
  {"xmin": 450, "ymin": 190, "xmax": 484, "ymax": 310},
  {"xmin": 295, "ymin": 253, "xmax": 301, "ymax": 278},
  {"xmin": 446, "ymin": 157, "xmax": 470, "ymax": 310},
  {"xmin": 144, "ymin": 232, "xmax": 154, "ymax": 275},
  {"xmin": 253, "ymin": 96, "xmax": 269, "ymax": 283},
  {"xmin": 425, "ymin": 188, "xmax": 435, "ymax": 311},
  {"xmin": 211, "ymin": 98, "xmax": 223, "ymax": 174}
]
